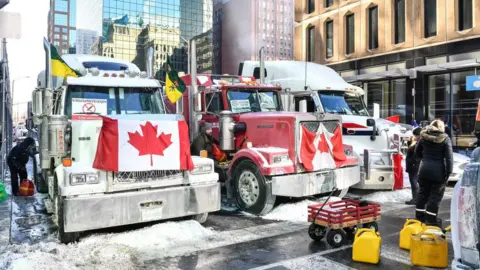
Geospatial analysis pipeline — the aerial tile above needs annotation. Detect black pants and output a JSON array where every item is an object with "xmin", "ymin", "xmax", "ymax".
[
  {"xmin": 8, "ymin": 164, "xmax": 27, "ymax": 195},
  {"xmin": 415, "ymin": 180, "xmax": 446, "ymax": 224},
  {"xmin": 408, "ymin": 172, "xmax": 419, "ymax": 200}
]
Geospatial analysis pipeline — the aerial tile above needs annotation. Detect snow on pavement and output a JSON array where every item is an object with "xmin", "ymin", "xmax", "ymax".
[
  {"xmin": 261, "ymin": 197, "xmax": 342, "ymax": 223},
  {"xmin": 362, "ymin": 188, "xmax": 412, "ymax": 204},
  {"xmin": 0, "ymin": 220, "xmax": 215, "ymax": 270}
]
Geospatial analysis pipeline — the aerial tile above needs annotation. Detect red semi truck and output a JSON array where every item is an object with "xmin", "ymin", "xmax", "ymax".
[{"xmin": 165, "ymin": 74, "xmax": 362, "ymax": 215}]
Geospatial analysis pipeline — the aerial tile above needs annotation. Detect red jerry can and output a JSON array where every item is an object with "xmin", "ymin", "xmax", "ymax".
[
  {"xmin": 393, "ymin": 153, "xmax": 404, "ymax": 190},
  {"xmin": 19, "ymin": 179, "xmax": 35, "ymax": 196}
]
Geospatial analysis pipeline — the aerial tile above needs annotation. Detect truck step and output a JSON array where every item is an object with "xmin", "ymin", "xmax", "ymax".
[{"xmin": 44, "ymin": 198, "xmax": 53, "ymax": 214}]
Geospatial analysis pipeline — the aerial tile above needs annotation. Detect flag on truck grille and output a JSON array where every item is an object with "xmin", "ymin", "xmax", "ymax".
[
  {"xmin": 165, "ymin": 57, "xmax": 186, "ymax": 103},
  {"xmin": 299, "ymin": 123, "xmax": 346, "ymax": 172},
  {"xmin": 50, "ymin": 44, "xmax": 82, "ymax": 78},
  {"xmin": 93, "ymin": 116, "xmax": 194, "ymax": 172}
]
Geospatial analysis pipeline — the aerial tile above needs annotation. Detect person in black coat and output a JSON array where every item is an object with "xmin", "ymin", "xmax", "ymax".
[
  {"xmin": 7, "ymin": 137, "xmax": 36, "ymax": 196},
  {"xmin": 405, "ymin": 127, "xmax": 422, "ymax": 205},
  {"xmin": 414, "ymin": 120, "xmax": 453, "ymax": 226},
  {"xmin": 191, "ymin": 123, "xmax": 218, "ymax": 158}
]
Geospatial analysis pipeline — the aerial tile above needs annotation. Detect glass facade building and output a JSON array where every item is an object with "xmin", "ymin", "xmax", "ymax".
[
  {"xmin": 77, "ymin": 0, "xmax": 214, "ymax": 79},
  {"xmin": 48, "ymin": 0, "xmax": 77, "ymax": 55}
]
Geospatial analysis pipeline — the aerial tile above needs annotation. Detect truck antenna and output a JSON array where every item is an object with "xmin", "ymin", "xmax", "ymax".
[
  {"xmin": 259, "ymin": 47, "xmax": 265, "ymax": 84},
  {"xmin": 304, "ymin": 60, "xmax": 308, "ymax": 90}
]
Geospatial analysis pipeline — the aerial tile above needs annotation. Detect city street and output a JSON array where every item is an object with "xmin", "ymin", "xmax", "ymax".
[{"xmin": 0, "ymin": 159, "xmax": 455, "ymax": 270}]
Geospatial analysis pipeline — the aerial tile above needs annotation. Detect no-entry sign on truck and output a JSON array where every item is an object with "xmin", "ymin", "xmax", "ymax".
[{"xmin": 72, "ymin": 98, "xmax": 107, "ymax": 120}]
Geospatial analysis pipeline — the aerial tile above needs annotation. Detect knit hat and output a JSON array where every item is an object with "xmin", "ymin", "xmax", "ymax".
[{"xmin": 202, "ymin": 123, "xmax": 213, "ymax": 133}]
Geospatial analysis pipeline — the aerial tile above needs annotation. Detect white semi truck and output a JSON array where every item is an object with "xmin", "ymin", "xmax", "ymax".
[
  {"xmin": 31, "ymin": 40, "xmax": 220, "ymax": 243},
  {"xmin": 240, "ymin": 60, "xmax": 469, "ymax": 189}
]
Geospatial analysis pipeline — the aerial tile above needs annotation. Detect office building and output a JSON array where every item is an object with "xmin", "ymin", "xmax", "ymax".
[
  {"xmin": 76, "ymin": 29, "xmax": 98, "ymax": 54},
  {"xmin": 295, "ymin": 0, "xmax": 480, "ymax": 149},
  {"xmin": 213, "ymin": 0, "xmax": 294, "ymax": 74},
  {"xmin": 76, "ymin": 0, "xmax": 214, "ymax": 77},
  {"xmin": 48, "ymin": 0, "xmax": 77, "ymax": 55}
]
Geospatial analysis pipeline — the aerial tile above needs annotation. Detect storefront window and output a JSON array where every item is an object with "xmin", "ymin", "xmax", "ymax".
[
  {"xmin": 428, "ymin": 74, "xmax": 450, "ymax": 122},
  {"xmin": 365, "ymin": 81, "xmax": 389, "ymax": 118},
  {"xmin": 390, "ymin": 79, "xmax": 406, "ymax": 123},
  {"xmin": 451, "ymin": 70, "xmax": 480, "ymax": 147}
]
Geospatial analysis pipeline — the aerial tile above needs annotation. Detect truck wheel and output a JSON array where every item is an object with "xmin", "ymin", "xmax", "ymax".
[
  {"xmin": 57, "ymin": 196, "xmax": 80, "ymax": 244},
  {"xmin": 233, "ymin": 160, "xmax": 276, "ymax": 216},
  {"xmin": 192, "ymin": 212, "xmax": 209, "ymax": 224},
  {"xmin": 35, "ymin": 173, "xmax": 48, "ymax": 193},
  {"xmin": 363, "ymin": 222, "xmax": 379, "ymax": 232}
]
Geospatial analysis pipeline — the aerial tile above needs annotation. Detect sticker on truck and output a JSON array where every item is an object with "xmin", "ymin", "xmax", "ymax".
[
  {"xmin": 230, "ymin": 99, "xmax": 250, "ymax": 113},
  {"xmin": 72, "ymin": 98, "xmax": 107, "ymax": 120}
]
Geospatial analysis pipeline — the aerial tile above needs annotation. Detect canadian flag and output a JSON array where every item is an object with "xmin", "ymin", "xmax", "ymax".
[
  {"xmin": 93, "ymin": 116, "xmax": 194, "ymax": 172},
  {"xmin": 299, "ymin": 124, "xmax": 347, "ymax": 172}
]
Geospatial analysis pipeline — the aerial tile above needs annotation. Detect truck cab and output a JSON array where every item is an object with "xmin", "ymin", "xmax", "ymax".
[
  {"xmin": 165, "ymin": 74, "xmax": 361, "ymax": 216},
  {"xmin": 31, "ymin": 48, "xmax": 220, "ymax": 243}
]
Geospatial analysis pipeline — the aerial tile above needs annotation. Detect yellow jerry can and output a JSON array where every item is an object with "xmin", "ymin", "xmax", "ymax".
[
  {"xmin": 399, "ymin": 219, "xmax": 424, "ymax": 250},
  {"xmin": 410, "ymin": 226, "xmax": 448, "ymax": 268},
  {"xmin": 352, "ymin": 228, "xmax": 382, "ymax": 264}
]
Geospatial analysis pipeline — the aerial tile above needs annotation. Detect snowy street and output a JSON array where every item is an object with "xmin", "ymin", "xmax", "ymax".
[{"xmin": 0, "ymin": 159, "xmax": 455, "ymax": 270}]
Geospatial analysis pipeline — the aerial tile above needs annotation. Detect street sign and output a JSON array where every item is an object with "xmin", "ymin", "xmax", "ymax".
[
  {"xmin": 466, "ymin": 75, "xmax": 480, "ymax": 91},
  {"xmin": 0, "ymin": 11, "xmax": 21, "ymax": 39}
]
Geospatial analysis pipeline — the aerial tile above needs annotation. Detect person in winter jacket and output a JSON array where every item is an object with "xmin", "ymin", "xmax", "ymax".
[
  {"xmin": 405, "ymin": 127, "xmax": 422, "ymax": 205},
  {"xmin": 191, "ymin": 123, "xmax": 219, "ymax": 158},
  {"xmin": 414, "ymin": 120, "xmax": 453, "ymax": 226},
  {"xmin": 7, "ymin": 137, "xmax": 36, "ymax": 196}
]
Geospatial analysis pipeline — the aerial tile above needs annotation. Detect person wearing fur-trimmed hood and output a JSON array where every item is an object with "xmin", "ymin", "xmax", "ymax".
[{"xmin": 414, "ymin": 119, "xmax": 453, "ymax": 226}]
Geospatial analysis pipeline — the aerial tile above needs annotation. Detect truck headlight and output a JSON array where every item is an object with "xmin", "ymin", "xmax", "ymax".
[
  {"xmin": 272, "ymin": 155, "xmax": 289, "ymax": 164},
  {"xmin": 192, "ymin": 164, "xmax": 213, "ymax": 175},
  {"xmin": 70, "ymin": 173, "xmax": 99, "ymax": 185}
]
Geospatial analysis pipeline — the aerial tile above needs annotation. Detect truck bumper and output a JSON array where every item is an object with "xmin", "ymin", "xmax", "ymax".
[
  {"xmin": 353, "ymin": 170, "xmax": 395, "ymax": 190},
  {"xmin": 62, "ymin": 183, "xmax": 221, "ymax": 233},
  {"xmin": 271, "ymin": 165, "xmax": 360, "ymax": 197},
  {"xmin": 452, "ymin": 259, "xmax": 478, "ymax": 270}
]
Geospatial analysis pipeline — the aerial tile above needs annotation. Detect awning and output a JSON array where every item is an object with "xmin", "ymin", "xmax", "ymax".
[
  {"xmin": 414, "ymin": 58, "xmax": 480, "ymax": 72},
  {"xmin": 342, "ymin": 68, "xmax": 414, "ymax": 82}
]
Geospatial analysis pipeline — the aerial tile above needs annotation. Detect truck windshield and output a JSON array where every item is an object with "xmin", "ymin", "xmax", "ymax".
[
  {"xmin": 64, "ymin": 86, "xmax": 165, "ymax": 118},
  {"xmin": 318, "ymin": 91, "xmax": 369, "ymax": 116},
  {"xmin": 226, "ymin": 89, "xmax": 281, "ymax": 113}
]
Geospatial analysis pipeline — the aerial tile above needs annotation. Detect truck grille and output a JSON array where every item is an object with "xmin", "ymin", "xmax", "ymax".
[
  {"xmin": 301, "ymin": 120, "xmax": 340, "ymax": 134},
  {"xmin": 115, "ymin": 170, "xmax": 182, "ymax": 184}
]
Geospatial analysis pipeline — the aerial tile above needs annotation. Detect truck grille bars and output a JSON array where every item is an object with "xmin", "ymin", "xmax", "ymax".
[
  {"xmin": 115, "ymin": 170, "xmax": 182, "ymax": 184},
  {"xmin": 300, "ymin": 120, "xmax": 340, "ymax": 134}
]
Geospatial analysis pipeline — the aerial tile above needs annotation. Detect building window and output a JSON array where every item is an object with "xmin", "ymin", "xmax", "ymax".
[
  {"xmin": 54, "ymin": 13, "xmax": 68, "ymax": 26},
  {"xmin": 458, "ymin": 0, "xmax": 473, "ymax": 31},
  {"xmin": 368, "ymin": 6, "xmax": 379, "ymax": 50},
  {"xmin": 326, "ymin": 0, "xmax": 333, "ymax": 8},
  {"xmin": 325, "ymin": 20, "xmax": 334, "ymax": 58},
  {"xmin": 394, "ymin": 0, "xmax": 406, "ymax": 44},
  {"xmin": 307, "ymin": 0, "xmax": 315, "ymax": 14},
  {"xmin": 424, "ymin": 0, "xmax": 437, "ymax": 38},
  {"xmin": 307, "ymin": 25, "xmax": 315, "ymax": 61},
  {"xmin": 346, "ymin": 14, "xmax": 355, "ymax": 54},
  {"xmin": 54, "ymin": 0, "xmax": 68, "ymax": 12}
]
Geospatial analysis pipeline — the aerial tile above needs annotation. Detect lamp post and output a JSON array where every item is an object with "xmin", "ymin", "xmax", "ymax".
[{"xmin": 12, "ymin": 76, "xmax": 30, "ymax": 125}]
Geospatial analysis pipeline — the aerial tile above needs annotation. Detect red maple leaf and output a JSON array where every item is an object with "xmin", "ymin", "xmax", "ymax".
[{"xmin": 128, "ymin": 121, "xmax": 173, "ymax": 166}]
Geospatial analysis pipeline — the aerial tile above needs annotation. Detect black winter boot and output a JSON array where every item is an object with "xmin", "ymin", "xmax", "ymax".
[
  {"xmin": 415, "ymin": 211, "xmax": 426, "ymax": 223},
  {"xmin": 425, "ymin": 212, "xmax": 439, "ymax": 226}
]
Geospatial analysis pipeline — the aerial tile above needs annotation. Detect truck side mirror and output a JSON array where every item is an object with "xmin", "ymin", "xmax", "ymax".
[
  {"xmin": 32, "ymin": 90, "xmax": 43, "ymax": 125},
  {"xmin": 366, "ymin": 118, "xmax": 376, "ymax": 141},
  {"xmin": 299, "ymin": 100, "xmax": 307, "ymax": 113}
]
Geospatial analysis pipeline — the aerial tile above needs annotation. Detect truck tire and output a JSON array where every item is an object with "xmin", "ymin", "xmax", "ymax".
[
  {"xmin": 232, "ymin": 159, "xmax": 276, "ymax": 216},
  {"xmin": 192, "ymin": 212, "xmax": 209, "ymax": 224},
  {"xmin": 57, "ymin": 196, "xmax": 80, "ymax": 244}
]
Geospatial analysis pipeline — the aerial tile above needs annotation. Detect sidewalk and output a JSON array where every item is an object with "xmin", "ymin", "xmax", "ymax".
[{"xmin": 0, "ymin": 180, "xmax": 11, "ymax": 253}]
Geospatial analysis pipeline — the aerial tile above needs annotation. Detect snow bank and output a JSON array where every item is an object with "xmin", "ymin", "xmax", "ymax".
[
  {"xmin": 262, "ymin": 197, "xmax": 342, "ymax": 223},
  {"xmin": 362, "ymin": 189, "xmax": 412, "ymax": 204},
  {"xmin": 0, "ymin": 220, "xmax": 214, "ymax": 270}
]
